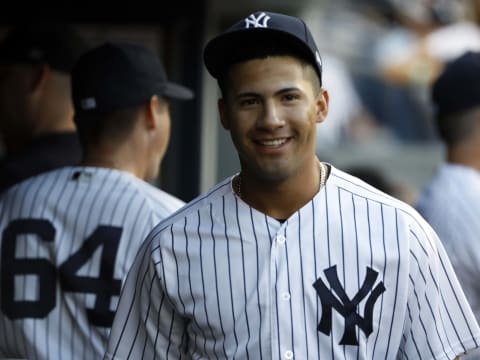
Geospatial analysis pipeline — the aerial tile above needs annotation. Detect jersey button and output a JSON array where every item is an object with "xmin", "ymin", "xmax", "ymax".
[
  {"xmin": 276, "ymin": 235, "xmax": 286, "ymax": 244},
  {"xmin": 281, "ymin": 292, "xmax": 291, "ymax": 301},
  {"xmin": 284, "ymin": 350, "xmax": 294, "ymax": 359}
]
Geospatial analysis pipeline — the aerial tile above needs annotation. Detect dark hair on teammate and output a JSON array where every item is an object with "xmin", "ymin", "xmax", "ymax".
[
  {"xmin": 74, "ymin": 105, "xmax": 144, "ymax": 148},
  {"xmin": 436, "ymin": 107, "xmax": 480, "ymax": 146},
  {"xmin": 216, "ymin": 32, "xmax": 321, "ymax": 97}
]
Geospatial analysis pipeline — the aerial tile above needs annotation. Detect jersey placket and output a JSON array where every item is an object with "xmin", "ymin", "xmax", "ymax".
[{"xmin": 271, "ymin": 222, "xmax": 295, "ymax": 360}]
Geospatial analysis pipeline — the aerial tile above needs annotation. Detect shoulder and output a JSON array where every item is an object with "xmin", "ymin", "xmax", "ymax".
[
  {"xmin": 328, "ymin": 165, "xmax": 411, "ymax": 208},
  {"xmin": 0, "ymin": 167, "xmax": 73, "ymax": 201},
  {"xmin": 328, "ymin": 165, "xmax": 433, "ymax": 235},
  {"xmin": 139, "ymin": 177, "xmax": 234, "ymax": 248}
]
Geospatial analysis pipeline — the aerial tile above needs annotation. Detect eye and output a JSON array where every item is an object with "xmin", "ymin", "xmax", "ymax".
[
  {"xmin": 282, "ymin": 93, "xmax": 300, "ymax": 102},
  {"xmin": 239, "ymin": 97, "xmax": 259, "ymax": 107}
]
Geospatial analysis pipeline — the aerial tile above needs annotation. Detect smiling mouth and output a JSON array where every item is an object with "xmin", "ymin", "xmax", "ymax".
[{"xmin": 257, "ymin": 138, "xmax": 288, "ymax": 147}]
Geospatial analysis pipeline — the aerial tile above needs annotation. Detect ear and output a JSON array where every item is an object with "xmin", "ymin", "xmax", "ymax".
[
  {"xmin": 315, "ymin": 89, "xmax": 329, "ymax": 124},
  {"xmin": 145, "ymin": 95, "xmax": 164, "ymax": 129},
  {"xmin": 29, "ymin": 64, "xmax": 49, "ymax": 95},
  {"xmin": 218, "ymin": 98, "xmax": 230, "ymax": 130}
]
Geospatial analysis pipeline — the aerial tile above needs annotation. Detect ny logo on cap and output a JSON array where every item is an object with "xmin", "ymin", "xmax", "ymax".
[{"xmin": 245, "ymin": 12, "xmax": 270, "ymax": 28}]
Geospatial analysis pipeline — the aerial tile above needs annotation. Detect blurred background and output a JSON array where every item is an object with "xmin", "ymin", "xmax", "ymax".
[{"xmin": 1, "ymin": 0, "xmax": 480, "ymax": 204}]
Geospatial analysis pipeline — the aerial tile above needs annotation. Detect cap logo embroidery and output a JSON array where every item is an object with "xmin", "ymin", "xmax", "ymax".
[
  {"xmin": 245, "ymin": 12, "xmax": 270, "ymax": 28},
  {"xmin": 80, "ymin": 97, "xmax": 97, "ymax": 110}
]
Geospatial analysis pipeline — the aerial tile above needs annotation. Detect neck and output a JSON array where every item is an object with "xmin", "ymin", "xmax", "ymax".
[
  {"xmin": 237, "ymin": 159, "xmax": 326, "ymax": 219},
  {"xmin": 447, "ymin": 143, "xmax": 480, "ymax": 171},
  {"xmin": 81, "ymin": 144, "xmax": 147, "ymax": 179}
]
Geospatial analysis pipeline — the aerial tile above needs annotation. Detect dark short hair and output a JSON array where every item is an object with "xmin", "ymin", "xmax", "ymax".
[
  {"xmin": 74, "ymin": 105, "xmax": 143, "ymax": 148},
  {"xmin": 435, "ymin": 107, "xmax": 480, "ymax": 145}
]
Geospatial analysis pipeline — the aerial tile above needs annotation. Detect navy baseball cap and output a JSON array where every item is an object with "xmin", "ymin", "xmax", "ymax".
[
  {"xmin": 432, "ymin": 51, "xmax": 480, "ymax": 116},
  {"xmin": 72, "ymin": 42, "xmax": 194, "ymax": 115},
  {"xmin": 204, "ymin": 11, "xmax": 323, "ymax": 85},
  {"xmin": 0, "ymin": 23, "xmax": 88, "ymax": 73}
]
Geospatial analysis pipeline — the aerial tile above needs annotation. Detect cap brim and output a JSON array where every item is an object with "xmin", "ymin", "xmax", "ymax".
[{"xmin": 161, "ymin": 81, "xmax": 194, "ymax": 100}]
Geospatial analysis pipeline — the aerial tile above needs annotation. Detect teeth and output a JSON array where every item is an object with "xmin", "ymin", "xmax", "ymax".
[{"xmin": 260, "ymin": 138, "xmax": 287, "ymax": 146}]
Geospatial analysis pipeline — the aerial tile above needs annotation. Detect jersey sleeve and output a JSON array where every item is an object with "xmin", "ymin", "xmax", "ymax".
[
  {"xmin": 105, "ymin": 233, "xmax": 187, "ymax": 359},
  {"xmin": 400, "ymin": 218, "xmax": 480, "ymax": 359}
]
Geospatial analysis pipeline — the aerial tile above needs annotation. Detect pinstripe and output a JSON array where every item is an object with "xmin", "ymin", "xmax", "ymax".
[
  {"xmin": 324, "ymin": 178, "xmax": 334, "ymax": 360},
  {"xmin": 249, "ymin": 207, "xmax": 264, "ymax": 359},
  {"xmin": 110, "ymin": 242, "xmax": 153, "ymax": 358},
  {"xmin": 274, "ymin": 258, "xmax": 282, "ymax": 360},
  {"xmin": 408, "ymin": 274, "xmax": 436, "ymax": 357},
  {"xmin": 56, "ymin": 171, "xmax": 80, "ymax": 360},
  {"xmin": 338, "ymin": 188, "xmax": 348, "ymax": 359},
  {"xmin": 352, "ymin": 195, "xmax": 360, "ymax": 360},
  {"xmin": 37, "ymin": 170, "xmax": 64, "ymax": 360},
  {"xmin": 282, "ymin": 225, "xmax": 295, "ymax": 355},
  {"xmin": 185, "ymin": 215, "xmax": 205, "ymax": 355},
  {"xmin": 140, "ymin": 270, "xmax": 159, "ymax": 357},
  {"xmin": 122, "ymin": 257, "xmax": 153, "ymax": 358},
  {"xmin": 408, "ymin": 252, "xmax": 445, "ymax": 353},
  {"xmin": 235, "ymin": 197, "xmax": 251, "ymax": 359},
  {"xmin": 311, "ymin": 199, "xmax": 322, "ymax": 360},
  {"xmin": 439, "ymin": 278, "xmax": 467, "ymax": 353},
  {"xmin": 171, "ymin": 224, "xmax": 187, "ymax": 318},
  {"xmin": 153, "ymin": 284, "xmax": 166, "ymax": 360},
  {"xmin": 211, "ymin": 203, "xmax": 228, "ymax": 358},
  {"xmin": 372, "ymin": 204, "xmax": 386, "ymax": 359},
  {"xmin": 406, "ymin": 304, "xmax": 422, "ymax": 358},
  {"xmin": 438, "ymin": 253, "xmax": 479, "ymax": 346},
  {"xmin": 105, "ymin": 166, "xmax": 480, "ymax": 359},
  {"xmin": 222, "ymin": 196, "xmax": 239, "ymax": 357},
  {"xmin": 197, "ymin": 210, "xmax": 217, "ymax": 359},
  {"xmin": 424, "ymin": 286, "xmax": 450, "ymax": 357},
  {"xmin": 385, "ymin": 210, "xmax": 401, "ymax": 357},
  {"xmin": 21, "ymin": 172, "xmax": 48, "ymax": 360}
]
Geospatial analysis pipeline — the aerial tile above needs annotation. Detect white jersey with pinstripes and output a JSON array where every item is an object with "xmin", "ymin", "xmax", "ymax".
[
  {"xmin": 0, "ymin": 166, "xmax": 185, "ymax": 360},
  {"xmin": 416, "ymin": 163, "xmax": 480, "ymax": 323},
  {"xmin": 106, "ymin": 165, "xmax": 480, "ymax": 359}
]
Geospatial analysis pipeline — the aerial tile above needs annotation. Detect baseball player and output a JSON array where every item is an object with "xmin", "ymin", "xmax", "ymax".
[
  {"xmin": 0, "ymin": 23, "xmax": 88, "ymax": 193},
  {"xmin": 106, "ymin": 12, "xmax": 480, "ymax": 359},
  {"xmin": 0, "ymin": 42, "xmax": 193, "ymax": 359},
  {"xmin": 416, "ymin": 51, "xmax": 480, "ymax": 359}
]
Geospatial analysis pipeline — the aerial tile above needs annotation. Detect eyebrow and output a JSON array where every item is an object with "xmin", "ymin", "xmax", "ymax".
[{"xmin": 235, "ymin": 87, "xmax": 302, "ymax": 100}]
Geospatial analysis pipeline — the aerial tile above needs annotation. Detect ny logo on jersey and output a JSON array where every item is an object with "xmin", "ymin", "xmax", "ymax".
[
  {"xmin": 313, "ymin": 265, "xmax": 386, "ymax": 346},
  {"xmin": 244, "ymin": 12, "xmax": 270, "ymax": 28}
]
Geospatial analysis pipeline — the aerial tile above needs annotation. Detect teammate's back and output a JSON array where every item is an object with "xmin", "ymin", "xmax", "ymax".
[
  {"xmin": 0, "ymin": 41, "xmax": 193, "ymax": 359},
  {"xmin": 0, "ymin": 167, "xmax": 183, "ymax": 359}
]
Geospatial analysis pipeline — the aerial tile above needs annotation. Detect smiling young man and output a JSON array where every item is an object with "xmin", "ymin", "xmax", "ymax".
[{"xmin": 106, "ymin": 12, "xmax": 480, "ymax": 359}]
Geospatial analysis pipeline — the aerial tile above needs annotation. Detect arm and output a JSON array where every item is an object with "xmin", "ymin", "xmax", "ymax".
[
  {"xmin": 105, "ymin": 239, "xmax": 187, "ymax": 359},
  {"xmin": 400, "ymin": 217, "xmax": 480, "ymax": 359}
]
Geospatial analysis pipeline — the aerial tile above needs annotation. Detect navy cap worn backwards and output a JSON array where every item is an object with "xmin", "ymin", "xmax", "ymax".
[
  {"xmin": 203, "ymin": 11, "xmax": 323, "ymax": 85},
  {"xmin": 432, "ymin": 51, "xmax": 480, "ymax": 116},
  {"xmin": 0, "ymin": 23, "xmax": 88, "ymax": 73},
  {"xmin": 72, "ymin": 42, "xmax": 194, "ymax": 115}
]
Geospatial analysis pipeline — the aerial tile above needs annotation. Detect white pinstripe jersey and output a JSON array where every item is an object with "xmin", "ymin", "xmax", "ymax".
[
  {"xmin": 416, "ymin": 164, "xmax": 480, "ymax": 324},
  {"xmin": 106, "ymin": 165, "xmax": 480, "ymax": 359},
  {"xmin": 0, "ymin": 166, "xmax": 185, "ymax": 360}
]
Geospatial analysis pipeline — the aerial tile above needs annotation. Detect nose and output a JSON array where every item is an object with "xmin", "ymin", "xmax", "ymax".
[{"xmin": 258, "ymin": 100, "xmax": 284, "ymax": 130}]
